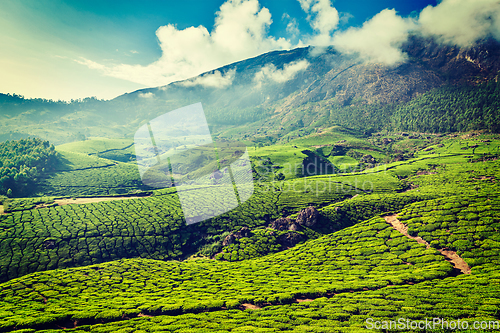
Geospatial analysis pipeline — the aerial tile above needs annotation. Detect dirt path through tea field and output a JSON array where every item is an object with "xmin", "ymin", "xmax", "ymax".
[
  {"xmin": 54, "ymin": 196, "xmax": 149, "ymax": 205},
  {"xmin": 384, "ymin": 214, "xmax": 471, "ymax": 274},
  {"xmin": 34, "ymin": 195, "xmax": 151, "ymax": 209}
]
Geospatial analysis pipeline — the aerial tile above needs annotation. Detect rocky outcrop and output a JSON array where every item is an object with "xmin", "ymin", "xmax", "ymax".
[
  {"xmin": 269, "ymin": 217, "xmax": 300, "ymax": 231},
  {"xmin": 403, "ymin": 36, "xmax": 500, "ymax": 86},
  {"xmin": 43, "ymin": 239, "xmax": 56, "ymax": 249},
  {"xmin": 222, "ymin": 234, "xmax": 236, "ymax": 247},
  {"xmin": 268, "ymin": 206, "xmax": 319, "ymax": 231},
  {"xmin": 222, "ymin": 227, "xmax": 253, "ymax": 246},
  {"xmin": 277, "ymin": 233, "xmax": 305, "ymax": 248},
  {"xmin": 296, "ymin": 206, "xmax": 319, "ymax": 228},
  {"xmin": 361, "ymin": 154, "xmax": 376, "ymax": 164}
]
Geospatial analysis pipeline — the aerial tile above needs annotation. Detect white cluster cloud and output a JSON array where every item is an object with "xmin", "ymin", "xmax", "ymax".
[
  {"xmin": 178, "ymin": 69, "xmax": 236, "ymax": 88},
  {"xmin": 283, "ymin": 13, "xmax": 300, "ymax": 40},
  {"xmin": 418, "ymin": 0, "xmax": 500, "ymax": 46},
  {"xmin": 77, "ymin": 0, "xmax": 290, "ymax": 87},
  {"xmin": 298, "ymin": 0, "xmax": 339, "ymax": 46},
  {"xmin": 332, "ymin": 9, "xmax": 416, "ymax": 65},
  {"xmin": 138, "ymin": 92, "xmax": 154, "ymax": 98},
  {"xmin": 328, "ymin": 0, "xmax": 500, "ymax": 65},
  {"xmin": 253, "ymin": 59, "xmax": 309, "ymax": 88},
  {"xmin": 77, "ymin": 0, "xmax": 500, "ymax": 89}
]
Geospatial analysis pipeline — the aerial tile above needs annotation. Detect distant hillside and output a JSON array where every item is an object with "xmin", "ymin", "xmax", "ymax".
[{"xmin": 1, "ymin": 36, "xmax": 499, "ymax": 145}]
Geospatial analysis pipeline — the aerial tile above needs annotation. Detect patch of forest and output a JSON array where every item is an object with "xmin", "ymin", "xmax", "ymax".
[{"xmin": 0, "ymin": 138, "xmax": 58, "ymax": 197}]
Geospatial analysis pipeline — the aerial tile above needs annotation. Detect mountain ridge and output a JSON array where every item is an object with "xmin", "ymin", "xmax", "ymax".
[{"xmin": 1, "ymin": 36, "xmax": 499, "ymax": 144}]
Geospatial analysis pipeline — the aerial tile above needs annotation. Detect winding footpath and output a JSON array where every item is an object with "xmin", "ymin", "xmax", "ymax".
[{"xmin": 384, "ymin": 214, "xmax": 471, "ymax": 275}]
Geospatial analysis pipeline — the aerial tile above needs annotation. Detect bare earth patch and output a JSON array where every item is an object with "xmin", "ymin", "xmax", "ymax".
[
  {"xmin": 384, "ymin": 214, "xmax": 471, "ymax": 275},
  {"xmin": 416, "ymin": 171, "xmax": 437, "ymax": 176},
  {"xmin": 296, "ymin": 298, "xmax": 314, "ymax": 303},
  {"xmin": 473, "ymin": 176, "xmax": 496, "ymax": 181},
  {"xmin": 440, "ymin": 249, "xmax": 471, "ymax": 275},
  {"xmin": 384, "ymin": 215, "xmax": 429, "ymax": 249},
  {"xmin": 35, "ymin": 196, "xmax": 151, "ymax": 209},
  {"xmin": 55, "ymin": 196, "xmax": 149, "ymax": 205},
  {"xmin": 241, "ymin": 303, "xmax": 261, "ymax": 310}
]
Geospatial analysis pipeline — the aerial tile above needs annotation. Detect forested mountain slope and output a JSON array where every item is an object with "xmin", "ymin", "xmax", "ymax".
[{"xmin": 1, "ymin": 37, "xmax": 499, "ymax": 145}]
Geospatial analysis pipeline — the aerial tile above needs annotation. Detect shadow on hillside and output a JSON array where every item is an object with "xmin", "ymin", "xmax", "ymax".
[{"xmin": 52, "ymin": 154, "xmax": 75, "ymax": 172}]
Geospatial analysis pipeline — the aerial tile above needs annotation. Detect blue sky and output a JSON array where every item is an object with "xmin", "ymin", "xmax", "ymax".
[{"xmin": 4, "ymin": 0, "xmax": 496, "ymax": 101}]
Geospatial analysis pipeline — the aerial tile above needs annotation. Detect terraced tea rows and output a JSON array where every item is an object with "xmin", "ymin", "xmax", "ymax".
[
  {"xmin": 0, "ymin": 190, "xmax": 495, "ymax": 332},
  {"xmin": 398, "ymin": 194, "xmax": 500, "ymax": 268},
  {"xmin": 1, "ymin": 136, "xmax": 499, "ymax": 332},
  {"xmin": 34, "ymin": 269, "xmax": 498, "ymax": 333},
  {"xmin": 36, "ymin": 162, "xmax": 145, "ymax": 197},
  {"xmin": 2, "ymin": 147, "xmax": 498, "ymax": 282},
  {"xmin": 0, "ymin": 216, "xmax": 454, "ymax": 331},
  {"xmin": 1, "ymin": 164, "xmax": 406, "ymax": 283},
  {"xmin": 0, "ymin": 186, "xmax": 285, "ymax": 282}
]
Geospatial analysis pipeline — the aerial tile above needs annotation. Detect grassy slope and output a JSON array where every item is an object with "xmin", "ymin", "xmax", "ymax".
[
  {"xmin": 56, "ymin": 138, "xmax": 134, "ymax": 155},
  {"xmin": 0, "ymin": 215, "xmax": 454, "ymax": 331},
  {"xmin": 34, "ymin": 143, "xmax": 145, "ymax": 197},
  {"xmin": 57, "ymin": 138, "xmax": 136, "ymax": 163},
  {"xmin": 2, "ymin": 134, "xmax": 499, "ymax": 281},
  {"xmin": 36, "ymin": 127, "xmax": 463, "ymax": 197},
  {"xmin": 0, "ymin": 194, "xmax": 499, "ymax": 331}
]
